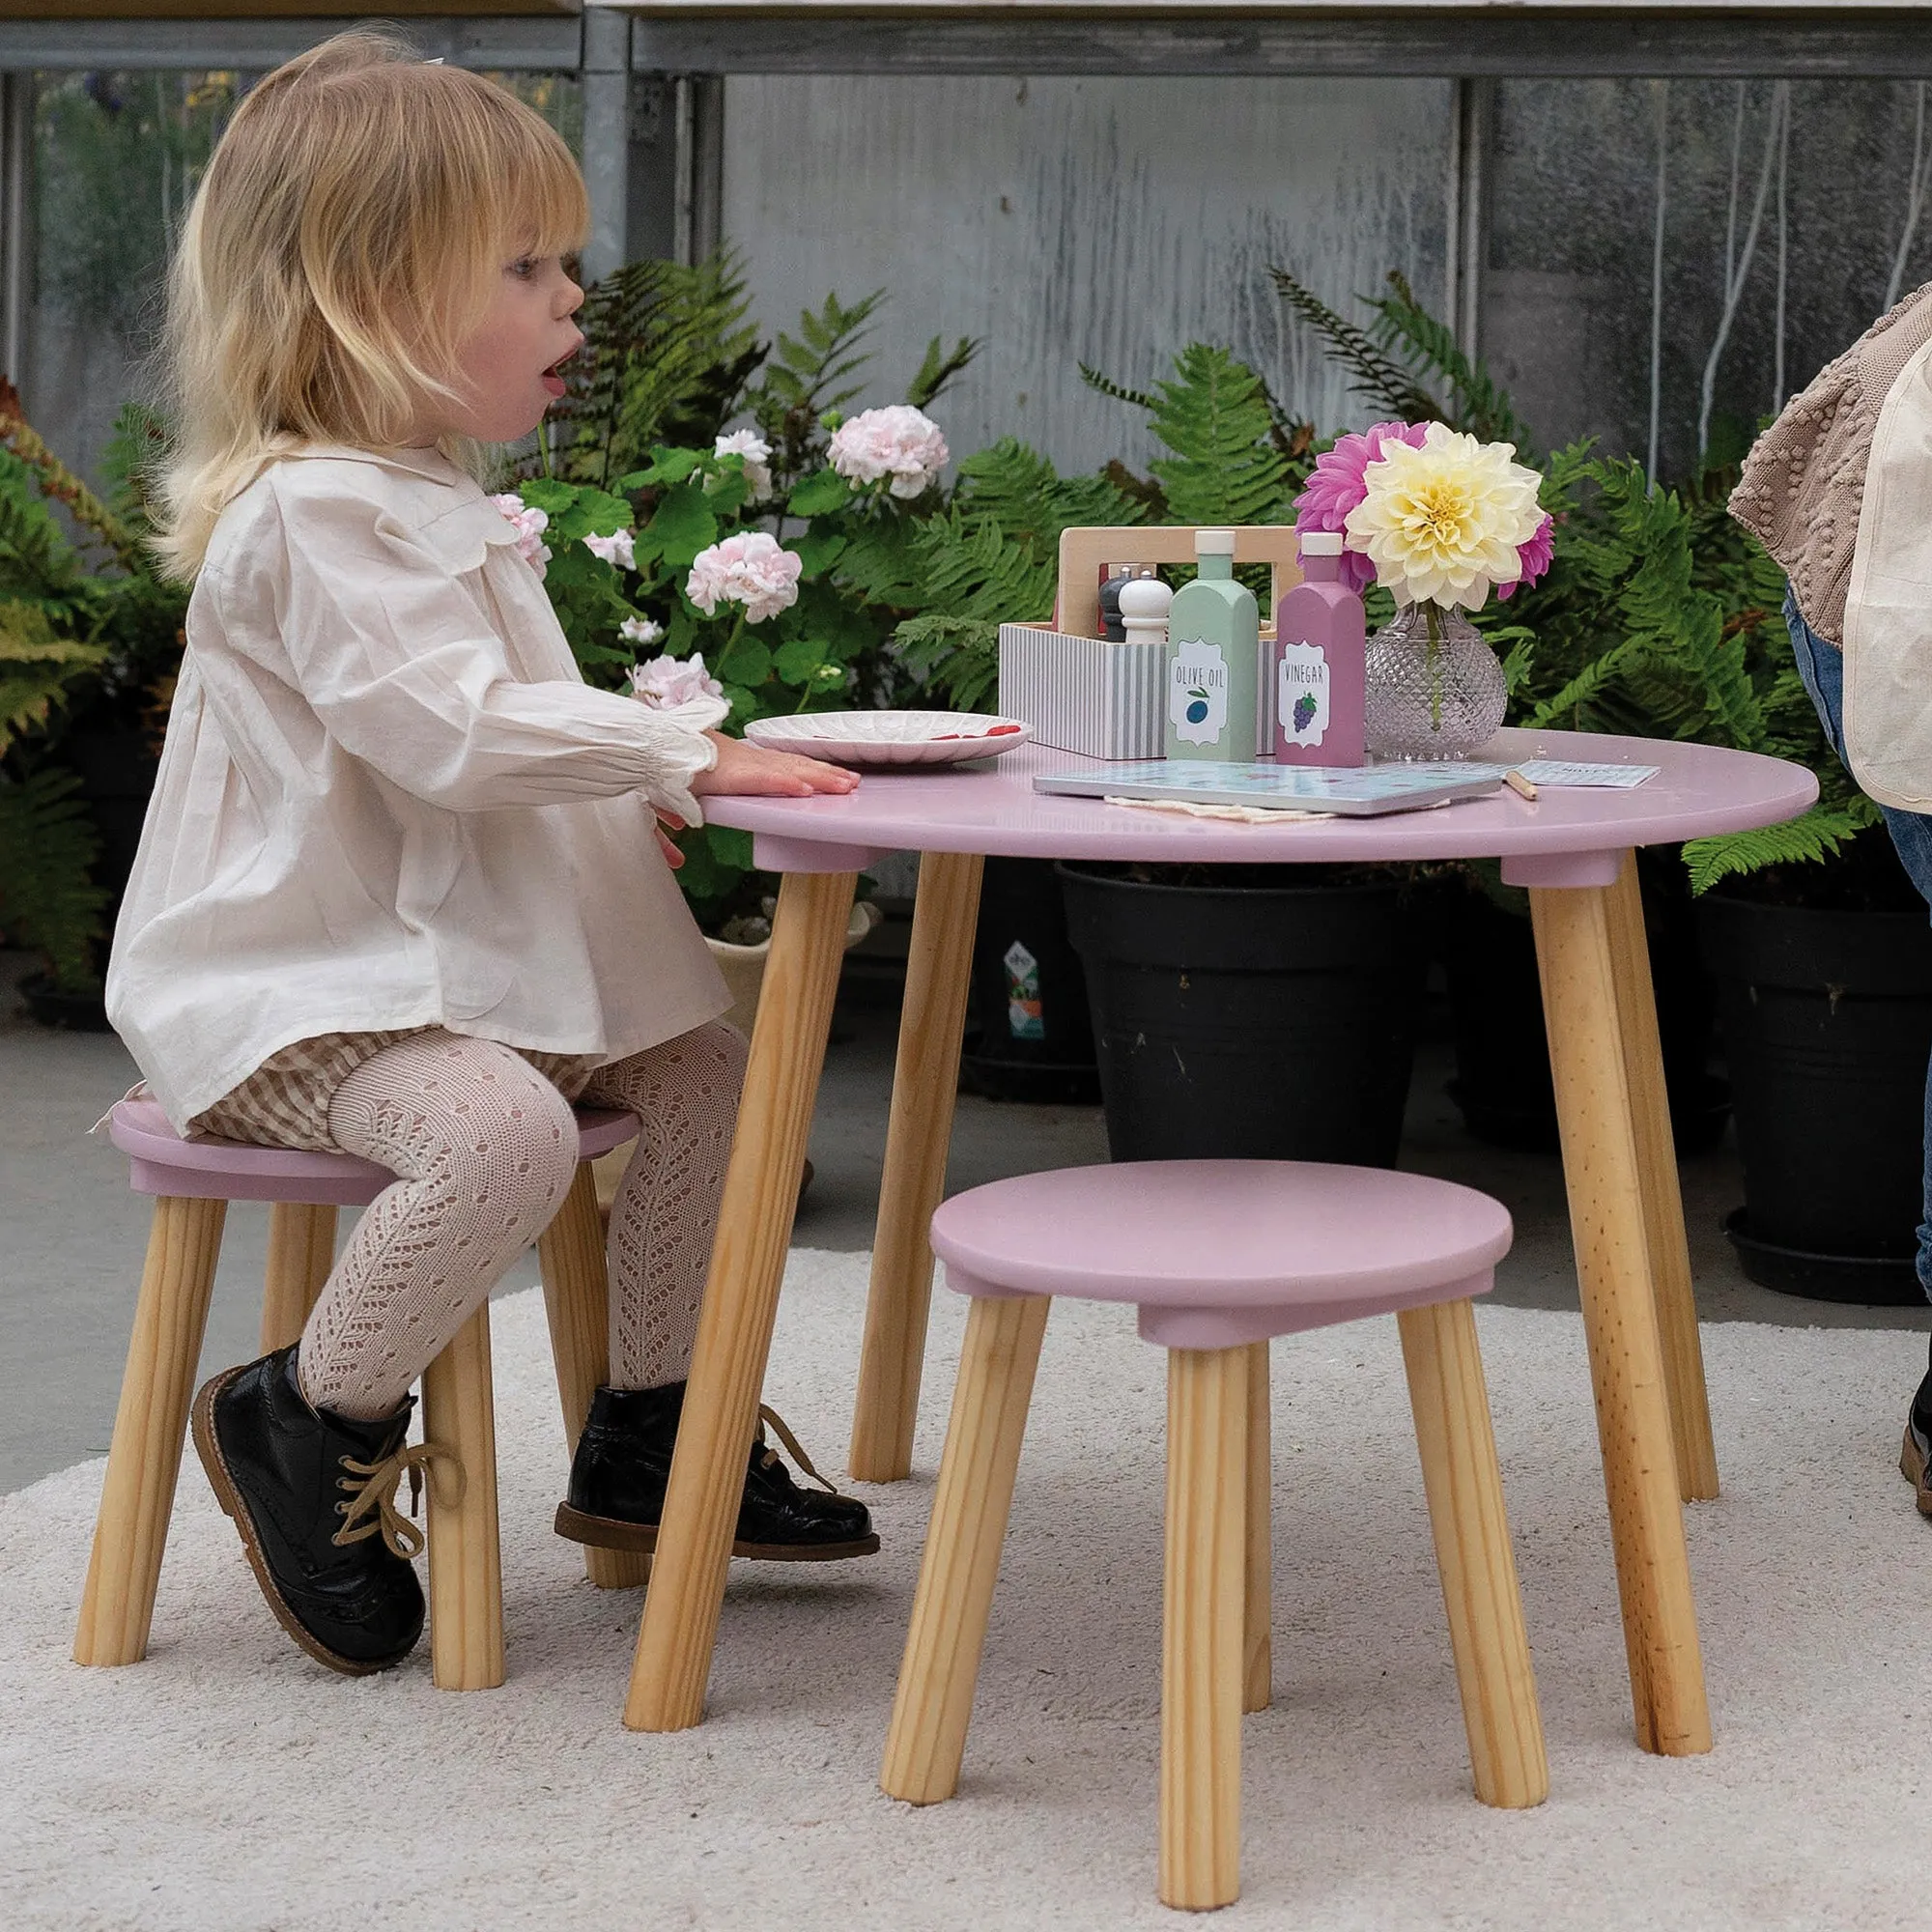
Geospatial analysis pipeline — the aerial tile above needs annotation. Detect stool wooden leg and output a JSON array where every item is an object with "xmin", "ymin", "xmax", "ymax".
[
  {"xmin": 260, "ymin": 1203, "xmax": 337, "ymax": 1354},
  {"xmin": 851, "ymin": 849, "xmax": 984, "ymax": 1482},
  {"xmin": 881, "ymin": 1293, "xmax": 1050, "ymax": 1804},
  {"xmin": 1605, "ymin": 855, "xmax": 1719, "ymax": 1504},
  {"xmin": 1161, "ymin": 1346, "xmax": 1247, "ymax": 1913},
  {"xmin": 74, "ymin": 1195, "xmax": 226, "ymax": 1666},
  {"xmin": 1243, "ymin": 1340, "xmax": 1271, "ymax": 1716},
  {"xmin": 1396, "ymin": 1298, "xmax": 1548, "ymax": 1810},
  {"xmin": 421, "ymin": 1302, "xmax": 504, "ymax": 1690},
  {"xmin": 1532, "ymin": 880, "xmax": 1712, "ymax": 1757},
  {"xmin": 538, "ymin": 1162, "xmax": 650, "ymax": 1590}
]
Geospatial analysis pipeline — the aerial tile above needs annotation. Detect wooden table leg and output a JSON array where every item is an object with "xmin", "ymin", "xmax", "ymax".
[
  {"xmin": 881, "ymin": 1293, "xmax": 1050, "ymax": 1804},
  {"xmin": 421, "ymin": 1301, "xmax": 504, "ymax": 1690},
  {"xmin": 538, "ymin": 1162, "xmax": 651, "ymax": 1589},
  {"xmin": 1531, "ymin": 880, "xmax": 1713, "ymax": 1757},
  {"xmin": 1605, "ymin": 855, "xmax": 1719, "ymax": 1503},
  {"xmin": 74, "ymin": 1195, "xmax": 226, "ymax": 1666},
  {"xmin": 850, "ymin": 849, "xmax": 984, "ymax": 1483},
  {"xmin": 260, "ymin": 1203, "xmax": 337, "ymax": 1355},
  {"xmin": 1161, "ymin": 1346, "xmax": 1247, "ymax": 1913},
  {"xmin": 1397, "ymin": 1298, "xmax": 1548, "ymax": 1809},
  {"xmin": 625, "ymin": 868, "xmax": 858, "ymax": 1732},
  {"xmin": 1243, "ymin": 1340, "xmax": 1271, "ymax": 1716}
]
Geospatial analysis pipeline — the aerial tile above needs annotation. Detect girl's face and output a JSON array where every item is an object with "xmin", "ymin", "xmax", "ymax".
[{"xmin": 418, "ymin": 248, "xmax": 584, "ymax": 445}]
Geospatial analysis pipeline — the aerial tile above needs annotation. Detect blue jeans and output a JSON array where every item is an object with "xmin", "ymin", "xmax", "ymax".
[{"xmin": 1784, "ymin": 591, "xmax": 1932, "ymax": 1299}]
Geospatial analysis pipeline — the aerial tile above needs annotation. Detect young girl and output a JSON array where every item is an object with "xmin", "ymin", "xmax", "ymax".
[
  {"xmin": 1734, "ymin": 284, "xmax": 1932, "ymax": 1516},
  {"xmin": 107, "ymin": 31, "xmax": 872, "ymax": 1678}
]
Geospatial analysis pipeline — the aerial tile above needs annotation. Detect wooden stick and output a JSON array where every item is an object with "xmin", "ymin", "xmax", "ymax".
[
  {"xmin": 1605, "ymin": 854, "xmax": 1719, "ymax": 1503},
  {"xmin": 880, "ymin": 1293, "xmax": 1050, "ymax": 1804},
  {"xmin": 1160, "ymin": 1347, "xmax": 1247, "ymax": 1912},
  {"xmin": 1396, "ymin": 1298, "xmax": 1548, "ymax": 1809},
  {"xmin": 74, "ymin": 1195, "xmax": 226, "ymax": 1666},
  {"xmin": 1530, "ymin": 880, "xmax": 1713, "ymax": 1756},
  {"xmin": 260, "ymin": 1202, "xmax": 337, "ymax": 1355},
  {"xmin": 625, "ymin": 869, "xmax": 858, "ymax": 1731},
  {"xmin": 851, "ymin": 849, "xmax": 984, "ymax": 1482},
  {"xmin": 1244, "ymin": 1339, "xmax": 1272, "ymax": 1716},
  {"xmin": 537, "ymin": 1162, "xmax": 650, "ymax": 1589},
  {"xmin": 421, "ymin": 1301, "xmax": 504, "ymax": 1691}
]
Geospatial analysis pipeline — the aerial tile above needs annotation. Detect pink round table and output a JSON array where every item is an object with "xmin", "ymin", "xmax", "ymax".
[{"xmin": 623, "ymin": 726, "xmax": 1817, "ymax": 1757}]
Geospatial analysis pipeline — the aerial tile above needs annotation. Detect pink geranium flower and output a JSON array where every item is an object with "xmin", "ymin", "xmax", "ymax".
[
  {"xmin": 1292, "ymin": 420, "xmax": 1431, "ymax": 593},
  {"xmin": 1496, "ymin": 513, "xmax": 1555, "ymax": 601}
]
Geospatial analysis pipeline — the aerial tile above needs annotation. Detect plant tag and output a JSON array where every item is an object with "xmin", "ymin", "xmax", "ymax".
[
  {"xmin": 1277, "ymin": 640, "xmax": 1330, "ymax": 749},
  {"xmin": 1169, "ymin": 640, "xmax": 1230, "ymax": 747},
  {"xmin": 1004, "ymin": 940, "xmax": 1045, "ymax": 1039}
]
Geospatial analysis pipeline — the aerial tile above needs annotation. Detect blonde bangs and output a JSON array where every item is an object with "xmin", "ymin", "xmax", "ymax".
[{"xmin": 153, "ymin": 29, "xmax": 588, "ymax": 582}]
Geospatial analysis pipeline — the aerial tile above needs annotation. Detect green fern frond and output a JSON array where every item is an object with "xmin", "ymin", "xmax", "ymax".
[
  {"xmin": 1268, "ymin": 269, "xmax": 1442, "ymax": 424},
  {"xmin": 552, "ymin": 252, "xmax": 762, "ymax": 488},
  {"xmin": 907, "ymin": 334, "xmax": 980, "ymax": 412},
  {"xmin": 1367, "ymin": 271, "xmax": 1531, "ymax": 449},
  {"xmin": 0, "ymin": 479, "xmax": 81, "ymax": 603},
  {"xmin": 758, "ymin": 288, "xmax": 885, "ymax": 419},
  {"xmin": 953, "ymin": 439, "xmax": 1139, "ymax": 551},
  {"xmin": 1146, "ymin": 345, "xmax": 1292, "ymax": 526},
  {"xmin": 0, "ymin": 602, "xmax": 106, "ymax": 755},
  {"xmin": 1078, "ymin": 363, "xmax": 1157, "ymax": 412},
  {"xmin": 0, "ymin": 766, "xmax": 107, "ymax": 991},
  {"xmin": 100, "ymin": 401, "xmax": 169, "ymax": 542},
  {"xmin": 1682, "ymin": 799, "xmax": 1882, "ymax": 895},
  {"xmin": 893, "ymin": 612, "xmax": 1000, "ymax": 711}
]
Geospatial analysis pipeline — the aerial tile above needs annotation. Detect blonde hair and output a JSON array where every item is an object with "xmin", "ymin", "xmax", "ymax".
[{"xmin": 154, "ymin": 29, "xmax": 588, "ymax": 580}]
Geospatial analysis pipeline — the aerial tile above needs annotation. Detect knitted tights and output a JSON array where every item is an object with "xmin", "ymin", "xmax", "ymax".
[{"xmin": 298, "ymin": 1022, "xmax": 747, "ymax": 1420}]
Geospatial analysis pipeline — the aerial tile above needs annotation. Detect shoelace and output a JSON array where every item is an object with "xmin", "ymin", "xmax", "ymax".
[
  {"xmin": 331, "ymin": 1439, "xmax": 465, "ymax": 1559},
  {"xmin": 755, "ymin": 1404, "xmax": 843, "ymax": 1494}
]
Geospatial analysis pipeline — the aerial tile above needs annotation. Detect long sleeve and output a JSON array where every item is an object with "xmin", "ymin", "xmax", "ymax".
[{"xmin": 218, "ymin": 470, "xmax": 718, "ymax": 822}]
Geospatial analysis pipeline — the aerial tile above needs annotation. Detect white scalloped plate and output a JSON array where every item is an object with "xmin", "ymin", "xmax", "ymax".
[{"xmin": 744, "ymin": 710, "xmax": 1032, "ymax": 768}]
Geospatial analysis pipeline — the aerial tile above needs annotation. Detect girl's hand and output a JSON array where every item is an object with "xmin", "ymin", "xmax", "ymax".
[
  {"xmin": 691, "ymin": 732, "xmax": 860, "ymax": 798},
  {"xmin": 655, "ymin": 812, "xmax": 685, "ymax": 868}
]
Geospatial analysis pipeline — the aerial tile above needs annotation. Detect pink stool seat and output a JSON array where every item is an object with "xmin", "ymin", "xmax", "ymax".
[
  {"xmin": 106, "ymin": 1097, "xmax": 639, "ymax": 1207},
  {"xmin": 929, "ymin": 1160, "xmax": 1513, "ymax": 1350}
]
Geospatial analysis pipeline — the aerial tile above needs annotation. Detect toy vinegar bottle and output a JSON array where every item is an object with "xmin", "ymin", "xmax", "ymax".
[
  {"xmin": 1272, "ymin": 529, "xmax": 1366, "ymax": 767},
  {"xmin": 1164, "ymin": 528, "xmax": 1258, "ymax": 763}
]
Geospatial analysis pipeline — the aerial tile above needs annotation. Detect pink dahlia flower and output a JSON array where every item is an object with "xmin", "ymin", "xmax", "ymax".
[
  {"xmin": 1292, "ymin": 420, "xmax": 1430, "ymax": 594},
  {"xmin": 1496, "ymin": 513, "xmax": 1555, "ymax": 601}
]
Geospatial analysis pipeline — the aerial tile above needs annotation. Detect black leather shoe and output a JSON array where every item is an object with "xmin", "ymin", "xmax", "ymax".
[
  {"xmin": 191, "ymin": 1346, "xmax": 428, "ymax": 1674},
  {"xmin": 555, "ymin": 1380, "xmax": 878, "ymax": 1562}
]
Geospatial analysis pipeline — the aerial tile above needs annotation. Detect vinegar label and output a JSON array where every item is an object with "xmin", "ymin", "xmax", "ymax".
[
  {"xmin": 1169, "ymin": 640, "xmax": 1230, "ymax": 747},
  {"xmin": 1277, "ymin": 640, "xmax": 1330, "ymax": 748}
]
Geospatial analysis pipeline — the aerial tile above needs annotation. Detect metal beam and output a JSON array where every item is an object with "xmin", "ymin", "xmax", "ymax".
[
  {"xmin": 625, "ymin": 11, "xmax": 1932, "ymax": 78},
  {"xmin": 1, "ymin": 72, "xmax": 28, "ymax": 386},
  {"xmin": 0, "ymin": 17, "xmax": 583, "ymax": 68},
  {"xmin": 580, "ymin": 6, "xmax": 629, "ymax": 279}
]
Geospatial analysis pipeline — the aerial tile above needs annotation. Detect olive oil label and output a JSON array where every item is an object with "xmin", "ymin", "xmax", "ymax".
[
  {"xmin": 1277, "ymin": 640, "xmax": 1330, "ymax": 748},
  {"xmin": 1168, "ymin": 641, "xmax": 1230, "ymax": 747}
]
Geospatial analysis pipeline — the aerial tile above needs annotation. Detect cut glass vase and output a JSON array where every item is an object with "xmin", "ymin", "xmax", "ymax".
[{"xmin": 1363, "ymin": 603, "xmax": 1508, "ymax": 760}]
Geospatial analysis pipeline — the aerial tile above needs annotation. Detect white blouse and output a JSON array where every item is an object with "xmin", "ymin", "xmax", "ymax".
[{"xmin": 106, "ymin": 442, "xmax": 729, "ymax": 1129}]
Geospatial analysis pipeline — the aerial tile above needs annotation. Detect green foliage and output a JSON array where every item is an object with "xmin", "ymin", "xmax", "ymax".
[
  {"xmin": 549, "ymin": 253, "xmax": 764, "ymax": 490},
  {"xmin": 0, "ymin": 603, "xmax": 109, "ymax": 755},
  {"xmin": 906, "ymin": 334, "xmax": 980, "ymax": 412},
  {"xmin": 0, "ymin": 766, "xmax": 108, "ymax": 992}
]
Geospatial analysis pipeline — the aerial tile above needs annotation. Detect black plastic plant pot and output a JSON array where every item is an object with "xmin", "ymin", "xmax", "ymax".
[
  {"xmin": 959, "ymin": 856, "xmax": 1101, "ymax": 1104},
  {"xmin": 1058, "ymin": 861, "xmax": 1421, "ymax": 1165},
  {"xmin": 1699, "ymin": 892, "xmax": 1932, "ymax": 1306},
  {"xmin": 18, "ymin": 973, "xmax": 112, "ymax": 1033}
]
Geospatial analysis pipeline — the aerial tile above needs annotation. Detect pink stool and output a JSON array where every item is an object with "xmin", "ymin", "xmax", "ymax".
[
  {"xmin": 73, "ymin": 1097, "xmax": 644, "ymax": 1690},
  {"xmin": 880, "ymin": 1160, "xmax": 1548, "ymax": 1912}
]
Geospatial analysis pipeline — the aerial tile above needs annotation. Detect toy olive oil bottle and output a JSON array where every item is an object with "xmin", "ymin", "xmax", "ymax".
[
  {"xmin": 1164, "ymin": 528, "xmax": 1258, "ymax": 762},
  {"xmin": 1273, "ymin": 529, "xmax": 1366, "ymax": 766}
]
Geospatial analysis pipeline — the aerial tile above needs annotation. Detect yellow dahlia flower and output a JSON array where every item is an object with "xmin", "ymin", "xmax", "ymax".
[{"xmin": 1343, "ymin": 422, "xmax": 1546, "ymax": 611}]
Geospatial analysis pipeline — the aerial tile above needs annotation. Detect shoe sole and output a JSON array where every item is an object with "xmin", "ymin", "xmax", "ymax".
[
  {"xmin": 1902, "ymin": 1426, "xmax": 1932, "ymax": 1518},
  {"xmin": 553, "ymin": 1500, "xmax": 880, "ymax": 1563},
  {"xmin": 190, "ymin": 1365, "xmax": 410, "ymax": 1677}
]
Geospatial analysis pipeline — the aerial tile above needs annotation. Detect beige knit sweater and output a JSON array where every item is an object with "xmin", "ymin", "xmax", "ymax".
[{"xmin": 1731, "ymin": 282, "xmax": 1932, "ymax": 647}]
